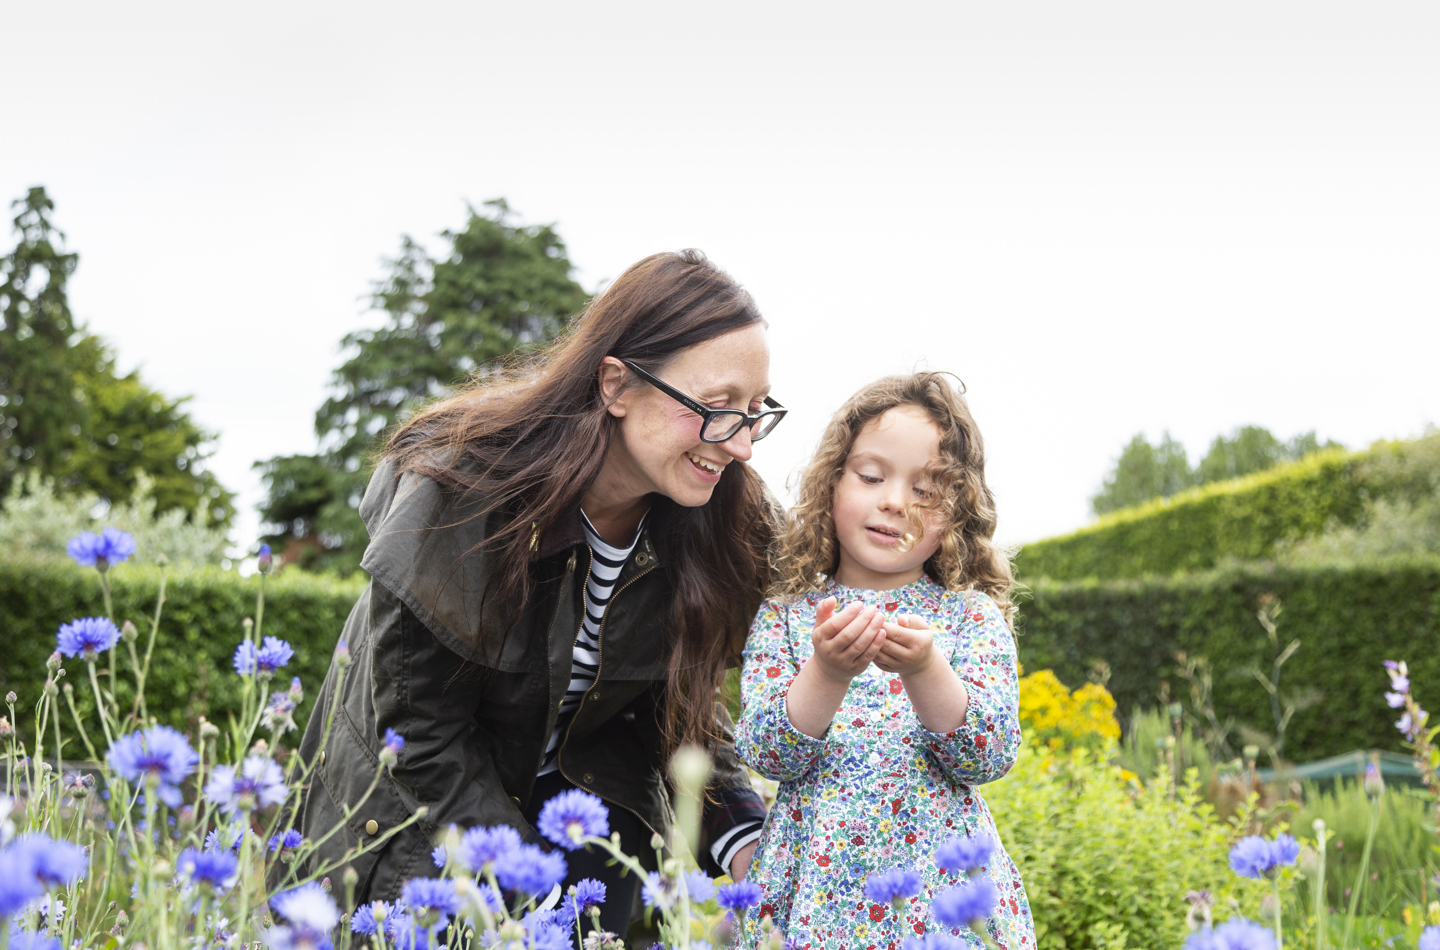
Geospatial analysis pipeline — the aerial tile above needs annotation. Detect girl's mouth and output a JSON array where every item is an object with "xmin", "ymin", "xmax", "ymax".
[
  {"xmin": 866, "ymin": 525, "xmax": 903, "ymax": 541},
  {"xmin": 685, "ymin": 452, "xmax": 725, "ymax": 479}
]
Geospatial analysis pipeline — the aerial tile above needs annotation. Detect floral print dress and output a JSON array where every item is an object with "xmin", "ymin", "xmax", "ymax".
[{"xmin": 733, "ymin": 576, "xmax": 1035, "ymax": 950}]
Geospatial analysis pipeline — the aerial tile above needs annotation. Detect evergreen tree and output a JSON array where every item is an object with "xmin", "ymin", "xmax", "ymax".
[
  {"xmin": 256, "ymin": 200, "xmax": 589, "ymax": 572},
  {"xmin": 1091, "ymin": 431, "xmax": 1195, "ymax": 516},
  {"xmin": 1197, "ymin": 425, "xmax": 1341, "ymax": 483},
  {"xmin": 0, "ymin": 187, "xmax": 232, "ymax": 523}
]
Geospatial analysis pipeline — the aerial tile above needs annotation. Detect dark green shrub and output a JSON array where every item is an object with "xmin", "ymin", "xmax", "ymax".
[
  {"xmin": 1016, "ymin": 557, "xmax": 1440, "ymax": 761},
  {"xmin": 0, "ymin": 557, "xmax": 364, "ymax": 748}
]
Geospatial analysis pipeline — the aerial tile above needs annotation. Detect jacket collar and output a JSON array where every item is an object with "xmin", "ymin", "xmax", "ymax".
[{"xmin": 532, "ymin": 495, "xmax": 673, "ymax": 561}]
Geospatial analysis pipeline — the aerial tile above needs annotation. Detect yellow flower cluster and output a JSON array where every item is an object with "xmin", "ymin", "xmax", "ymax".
[{"xmin": 1018, "ymin": 669, "xmax": 1121, "ymax": 754}]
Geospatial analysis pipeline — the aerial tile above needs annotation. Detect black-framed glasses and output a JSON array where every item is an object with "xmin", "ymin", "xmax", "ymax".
[{"xmin": 621, "ymin": 359, "xmax": 787, "ymax": 443}]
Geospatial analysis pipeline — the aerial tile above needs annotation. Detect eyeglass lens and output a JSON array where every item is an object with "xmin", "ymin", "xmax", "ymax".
[{"xmin": 702, "ymin": 412, "xmax": 782, "ymax": 443}]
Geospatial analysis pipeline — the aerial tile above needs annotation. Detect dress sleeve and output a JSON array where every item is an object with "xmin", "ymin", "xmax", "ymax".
[
  {"xmin": 734, "ymin": 599, "xmax": 826, "ymax": 781},
  {"xmin": 914, "ymin": 592, "xmax": 1022, "ymax": 787}
]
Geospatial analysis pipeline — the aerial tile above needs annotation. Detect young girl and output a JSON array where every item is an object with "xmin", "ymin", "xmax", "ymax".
[{"xmin": 734, "ymin": 373, "xmax": 1034, "ymax": 950}]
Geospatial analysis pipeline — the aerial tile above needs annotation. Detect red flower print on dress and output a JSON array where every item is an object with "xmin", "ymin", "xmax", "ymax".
[
  {"xmin": 767, "ymin": 666, "xmax": 782, "ymax": 678},
  {"xmin": 816, "ymin": 855, "xmax": 831, "ymax": 867},
  {"xmin": 889, "ymin": 679, "xmax": 904, "ymax": 694},
  {"xmin": 869, "ymin": 904, "xmax": 886, "ymax": 922}
]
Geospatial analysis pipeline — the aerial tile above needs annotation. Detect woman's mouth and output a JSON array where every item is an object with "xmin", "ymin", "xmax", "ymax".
[{"xmin": 685, "ymin": 452, "xmax": 725, "ymax": 478}]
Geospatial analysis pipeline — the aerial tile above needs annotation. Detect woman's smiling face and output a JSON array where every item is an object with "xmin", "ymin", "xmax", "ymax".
[
  {"xmin": 831, "ymin": 405, "xmax": 945, "ymax": 590},
  {"xmin": 604, "ymin": 323, "xmax": 772, "ymax": 508}
]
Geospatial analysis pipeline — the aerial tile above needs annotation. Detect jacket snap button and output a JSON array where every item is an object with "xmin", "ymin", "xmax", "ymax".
[
  {"xmin": 365, "ymin": 819, "xmax": 379, "ymax": 835},
  {"xmin": 635, "ymin": 553, "xmax": 649, "ymax": 566},
  {"xmin": 583, "ymin": 773, "xmax": 595, "ymax": 785},
  {"xmin": 511, "ymin": 796, "xmax": 523, "ymax": 807}
]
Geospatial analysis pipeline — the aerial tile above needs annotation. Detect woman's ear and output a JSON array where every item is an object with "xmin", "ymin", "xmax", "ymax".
[{"xmin": 598, "ymin": 357, "xmax": 629, "ymax": 417}]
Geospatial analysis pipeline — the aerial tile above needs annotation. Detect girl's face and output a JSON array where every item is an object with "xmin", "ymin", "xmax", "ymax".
[
  {"xmin": 604, "ymin": 323, "xmax": 772, "ymax": 508},
  {"xmin": 831, "ymin": 405, "xmax": 945, "ymax": 590}
]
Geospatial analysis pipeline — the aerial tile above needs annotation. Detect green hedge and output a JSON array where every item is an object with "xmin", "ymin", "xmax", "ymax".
[
  {"xmin": 1015, "ymin": 555, "xmax": 1440, "ymax": 760},
  {"xmin": 1015, "ymin": 446, "xmax": 1384, "ymax": 581},
  {"xmin": 0, "ymin": 557, "xmax": 364, "ymax": 747}
]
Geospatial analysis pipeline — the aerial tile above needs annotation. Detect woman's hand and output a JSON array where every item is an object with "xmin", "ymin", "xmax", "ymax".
[
  {"xmin": 874, "ymin": 614, "xmax": 935, "ymax": 676},
  {"xmin": 809, "ymin": 598, "xmax": 888, "ymax": 683}
]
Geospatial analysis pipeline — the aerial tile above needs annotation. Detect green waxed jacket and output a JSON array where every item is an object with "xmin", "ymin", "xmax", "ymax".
[{"xmin": 290, "ymin": 456, "xmax": 766, "ymax": 902}]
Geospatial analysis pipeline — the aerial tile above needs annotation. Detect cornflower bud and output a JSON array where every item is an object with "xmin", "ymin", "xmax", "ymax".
[
  {"xmin": 258, "ymin": 544, "xmax": 273, "ymax": 575},
  {"xmin": 335, "ymin": 640, "xmax": 351, "ymax": 668},
  {"xmin": 200, "ymin": 719, "xmax": 220, "ymax": 740},
  {"xmin": 121, "ymin": 620, "xmax": 138, "ymax": 642},
  {"xmin": 0, "ymin": 717, "xmax": 11, "ymax": 737},
  {"xmin": 5, "ymin": 691, "xmax": 15, "ymax": 704},
  {"xmin": 343, "ymin": 865, "xmax": 359, "ymax": 889},
  {"xmin": 47, "ymin": 651, "xmax": 62, "ymax": 672}
]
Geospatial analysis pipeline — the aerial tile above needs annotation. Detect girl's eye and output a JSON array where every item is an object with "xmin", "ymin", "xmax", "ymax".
[{"xmin": 858, "ymin": 474, "xmax": 882, "ymax": 485}]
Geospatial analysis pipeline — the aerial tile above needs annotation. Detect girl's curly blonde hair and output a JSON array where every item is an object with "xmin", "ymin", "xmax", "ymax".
[{"xmin": 771, "ymin": 372, "xmax": 1016, "ymax": 627}]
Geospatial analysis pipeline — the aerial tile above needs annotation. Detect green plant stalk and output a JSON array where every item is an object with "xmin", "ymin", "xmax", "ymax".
[
  {"xmin": 1341, "ymin": 792, "xmax": 1380, "ymax": 949},
  {"xmin": 102, "ymin": 572, "xmax": 118, "ymax": 707},
  {"xmin": 61, "ymin": 683, "xmax": 99, "ymax": 762},
  {"xmin": 1271, "ymin": 876, "xmax": 1284, "ymax": 950},
  {"xmin": 86, "ymin": 659, "xmax": 116, "ymax": 748},
  {"xmin": 260, "ymin": 661, "xmax": 349, "ymax": 854},
  {"xmin": 133, "ymin": 565, "xmax": 168, "ymax": 725},
  {"xmin": 1313, "ymin": 823, "xmax": 1328, "ymax": 950}
]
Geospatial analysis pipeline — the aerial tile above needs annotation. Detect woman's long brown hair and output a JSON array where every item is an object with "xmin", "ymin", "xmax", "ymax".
[
  {"xmin": 387, "ymin": 249, "xmax": 773, "ymax": 754},
  {"xmin": 771, "ymin": 372, "xmax": 1016, "ymax": 627}
]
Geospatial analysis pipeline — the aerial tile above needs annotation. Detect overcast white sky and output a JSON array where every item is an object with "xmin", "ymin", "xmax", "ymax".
[{"xmin": 3, "ymin": 1, "xmax": 1437, "ymax": 561}]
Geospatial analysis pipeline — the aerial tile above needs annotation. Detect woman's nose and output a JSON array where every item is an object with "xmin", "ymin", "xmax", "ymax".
[{"xmin": 718, "ymin": 425, "xmax": 754, "ymax": 463}]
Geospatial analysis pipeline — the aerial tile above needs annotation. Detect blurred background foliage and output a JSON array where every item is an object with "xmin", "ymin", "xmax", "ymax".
[
  {"xmin": 253, "ymin": 198, "xmax": 590, "ymax": 575},
  {"xmin": 0, "ymin": 187, "xmax": 232, "ymax": 526}
]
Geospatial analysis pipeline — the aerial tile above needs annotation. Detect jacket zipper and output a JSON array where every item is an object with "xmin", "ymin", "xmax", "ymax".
[
  {"xmin": 558, "ymin": 547, "xmax": 663, "ymax": 840},
  {"xmin": 531, "ymin": 547, "xmax": 582, "ymax": 781}
]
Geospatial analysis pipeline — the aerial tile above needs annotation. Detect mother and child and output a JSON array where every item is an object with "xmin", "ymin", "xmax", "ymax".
[{"xmin": 292, "ymin": 250, "xmax": 1036, "ymax": 949}]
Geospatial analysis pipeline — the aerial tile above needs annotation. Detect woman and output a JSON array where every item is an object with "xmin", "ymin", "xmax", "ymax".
[{"xmin": 291, "ymin": 250, "xmax": 785, "ymax": 934}]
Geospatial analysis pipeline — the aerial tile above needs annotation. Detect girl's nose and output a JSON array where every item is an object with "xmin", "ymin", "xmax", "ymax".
[{"xmin": 717, "ymin": 424, "xmax": 754, "ymax": 463}]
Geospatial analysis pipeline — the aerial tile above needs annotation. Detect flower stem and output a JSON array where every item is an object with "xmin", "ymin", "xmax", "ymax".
[
  {"xmin": 1341, "ymin": 791, "xmax": 1380, "ymax": 949},
  {"xmin": 86, "ymin": 660, "xmax": 116, "ymax": 748},
  {"xmin": 1270, "ymin": 876, "xmax": 1283, "ymax": 950}
]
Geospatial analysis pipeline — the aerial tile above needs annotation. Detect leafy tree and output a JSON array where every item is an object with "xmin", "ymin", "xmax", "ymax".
[
  {"xmin": 0, "ymin": 187, "xmax": 232, "ymax": 524},
  {"xmin": 1092, "ymin": 426, "xmax": 1346, "ymax": 517},
  {"xmin": 256, "ymin": 200, "xmax": 589, "ymax": 573},
  {"xmin": 1091, "ymin": 431, "xmax": 1195, "ymax": 515},
  {"xmin": 1196, "ymin": 425, "xmax": 1341, "ymax": 484}
]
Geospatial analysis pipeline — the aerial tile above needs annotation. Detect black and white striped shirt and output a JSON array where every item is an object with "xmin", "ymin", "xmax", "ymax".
[
  {"xmin": 538, "ymin": 512, "xmax": 645, "ymax": 776},
  {"xmin": 538, "ymin": 511, "xmax": 763, "ymax": 873}
]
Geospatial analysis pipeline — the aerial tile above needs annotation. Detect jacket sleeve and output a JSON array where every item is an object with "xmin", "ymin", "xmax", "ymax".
[
  {"xmin": 367, "ymin": 581, "xmax": 540, "ymax": 841},
  {"xmin": 734, "ymin": 599, "xmax": 826, "ymax": 781},
  {"xmin": 698, "ymin": 699, "xmax": 768, "ymax": 879},
  {"xmin": 914, "ymin": 592, "xmax": 1022, "ymax": 787}
]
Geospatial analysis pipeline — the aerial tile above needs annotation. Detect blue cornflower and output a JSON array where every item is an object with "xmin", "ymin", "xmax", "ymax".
[
  {"xmin": 380, "ymin": 728, "xmax": 405, "ymax": 767},
  {"xmin": 66, "ymin": 527, "xmax": 136, "ymax": 571},
  {"xmin": 400, "ymin": 877, "xmax": 461, "ymax": 918},
  {"xmin": 233, "ymin": 636, "xmax": 295, "ymax": 677},
  {"xmin": 716, "ymin": 879, "xmax": 762, "ymax": 912},
  {"xmin": 902, "ymin": 935, "xmax": 968, "ymax": 950},
  {"xmin": 557, "ymin": 878, "xmax": 607, "ymax": 925},
  {"xmin": 684, "ymin": 868, "xmax": 716, "ymax": 903},
  {"xmin": 271, "ymin": 881, "xmax": 340, "ymax": 930},
  {"xmin": 7, "ymin": 932, "xmax": 61, "ymax": 950},
  {"xmin": 1184, "ymin": 919, "xmax": 1277, "ymax": 950},
  {"xmin": 350, "ymin": 900, "xmax": 392, "ymax": 936},
  {"xmin": 262, "ymin": 692, "xmax": 299, "ymax": 734},
  {"xmin": 8, "ymin": 833, "xmax": 89, "ymax": 888},
  {"xmin": 106, "ymin": 725, "xmax": 198, "ymax": 807},
  {"xmin": 1229, "ymin": 834, "xmax": 1299, "ymax": 880},
  {"xmin": 205, "ymin": 823, "xmax": 249, "ymax": 854},
  {"xmin": 55, "ymin": 617, "xmax": 121, "ymax": 660},
  {"xmin": 268, "ymin": 829, "xmax": 304, "ymax": 853},
  {"xmin": 493, "ymin": 844, "xmax": 566, "ymax": 898},
  {"xmin": 1418, "ymin": 925, "xmax": 1440, "ymax": 950},
  {"xmin": 263, "ymin": 923, "xmax": 334, "ymax": 950},
  {"xmin": 204, "ymin": 754, "xmax": 287, "ymax": 815},
  {"xmin": 641, "ymin": 871, "xmax": 679, "ymax": 911},
  {"xmin": 537, "ymin": 788, "xmax": 610, "ymax": 850},
  {"xmin": 176, "ymin": 846, "xmax": 239, "ymax": 889},
  {"xmin": 459, "ymin": 824, "xmax": 522, "ymax": 872},
  {"xmin": 431, "ymin": 843, "xmax": 447, "ymax": 868},
  {"xmin": 934, "ymin": 833, "xmax": 997, "ymax": 875},
  {"xmin": 258, "ymin": 544, "xmax": 274, "ymax": 574},
  {"xmin": 865, "ymin": 868, "xmax": 923, "ymax": 907},
  {"xmin": 932, "ymin": 877, "xmax": 1000, "ymax": 930},
  {"xmin": 387, "ymin": 913, "xmax": 439, "ymax": 950}
]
